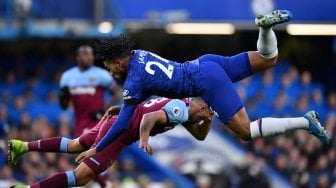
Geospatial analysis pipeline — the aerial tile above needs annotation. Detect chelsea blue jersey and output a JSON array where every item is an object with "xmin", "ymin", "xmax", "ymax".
[
  {"xmin": 96, "ymin": 49, "xmax": 200, "ymax": 152},
  {"xmin": 123, "ymin": 50, "xmax": 198, "ymax": 104}
]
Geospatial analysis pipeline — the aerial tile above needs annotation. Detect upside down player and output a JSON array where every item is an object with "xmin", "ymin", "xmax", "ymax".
[
  {"xmin": 81, "ymin": 10, "xmax": 330, "ymax": 161},
  {"xmin": 9, "ymin": 97, "xmax": 214, "ymax": 188}
]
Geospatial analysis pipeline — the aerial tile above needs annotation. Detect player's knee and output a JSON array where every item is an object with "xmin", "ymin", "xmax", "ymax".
[
  {"xmin": 74, "ymin": 166, "xmax": 95, "ymax": 186},
  {"xmin": 238, "ymin": 121, "xmax": 252, "ymax": 141},
  {"xmin": 67, "ymin": 140, "xmax": 76, "ymax": 152}
]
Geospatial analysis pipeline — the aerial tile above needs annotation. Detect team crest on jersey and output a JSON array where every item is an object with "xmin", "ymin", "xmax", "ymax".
[
  {"xmin": 173, "ymin": 107, "xmax": 180, "ymax": 116},
  {"xmin": 123, "ymin": 90, "xmax": 129, "ymax": 97}
]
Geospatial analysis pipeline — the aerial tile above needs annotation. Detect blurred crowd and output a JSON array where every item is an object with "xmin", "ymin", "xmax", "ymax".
[{"xmin": 217, "ymin": 63, "xmax": 336, "ymax": 188}]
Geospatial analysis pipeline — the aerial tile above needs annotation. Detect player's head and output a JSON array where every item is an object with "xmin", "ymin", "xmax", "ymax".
[
  {"xmin": 189, "ymin": 97, "xmax": 214, "ymax": 121},
  {"xmin": 76, "ymin": 45, "xmax": 94, "ymax": 69},
  {"xmin": 95, "ymin": 34, "xmax": 135, "ymax": 83}
]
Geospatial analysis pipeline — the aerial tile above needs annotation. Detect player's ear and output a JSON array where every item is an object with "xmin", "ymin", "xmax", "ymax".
[
  {"xmin": 115, "ymin": 60, "xmax": 122, "ymax": 67},
  {"xmin": 199, "ymin": 106, "xmax": 206, "ymax": 112}
]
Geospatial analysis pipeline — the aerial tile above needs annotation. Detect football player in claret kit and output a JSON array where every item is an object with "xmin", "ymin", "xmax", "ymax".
[
  {"xmin": 58, "ymin": 45, "xmax": 114, "ymax": 187},
  {"xmin": 84, "ymin": 10, "xmax": 328, "ymax": 159},
  {"xmin": 9, "ymin": 97, "xmax": 214, "ymax": 188},
  {"xmin": 59, "ymin": 45, "xmax": 114, "ymax": 137}
]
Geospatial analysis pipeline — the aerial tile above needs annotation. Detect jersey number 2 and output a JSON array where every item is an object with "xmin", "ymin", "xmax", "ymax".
[{"xmin": 145, "ymin": 61, "xmax": 174, "ymax": 79}]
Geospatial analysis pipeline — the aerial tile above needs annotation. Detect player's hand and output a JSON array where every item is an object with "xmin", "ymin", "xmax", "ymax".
[
  {"xmin": 102, "ymin": 105, "xmax": 121, "ymax": 119},
  {"xmin": 75, "ymin": 148, "xmax": 97, "ymax": 163},
  {"xmin": 139, "ymin": 138, "xmax": 153, "ymax": 155}
]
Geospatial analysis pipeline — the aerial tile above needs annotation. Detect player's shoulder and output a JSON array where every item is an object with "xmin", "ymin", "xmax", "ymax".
[
  {"xmin": 63, "ymin": 66, "xmax": 78, "ymax": 73},
  {"xmin": 134, "ymin": 49, "xmax": 149, "ymax": 55},
  {"xmin": 61, "ymin": 66, "xmax": 78, "ymax": 78},
  {"xmin": 162, "ymin": 99, "xmax": 189, "ymax": 123},
  {"xmin": 89, "ymin": 66, "xmax": 110, "ymax": 74},
  {"xmin": 164, "ymin": 99, "xmax": 188, "ymax": 109},
  {"xmin": 90, "ymin": 65, "xmax": 105, "ymax": 71},
  {"xmin": 130, "ymin": 50, "xmax": 149, "ymax": 64}
]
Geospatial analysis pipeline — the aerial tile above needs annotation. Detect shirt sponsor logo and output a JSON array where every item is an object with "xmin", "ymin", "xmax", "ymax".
[{"xmin": 70, "ymin": 87, "xmax": 96, "ymax": 95}]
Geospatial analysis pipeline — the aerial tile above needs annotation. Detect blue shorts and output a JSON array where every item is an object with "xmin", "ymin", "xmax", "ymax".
[{"xmin": 193, "ymin": 52, "xmax": 252, "ymax": 124}]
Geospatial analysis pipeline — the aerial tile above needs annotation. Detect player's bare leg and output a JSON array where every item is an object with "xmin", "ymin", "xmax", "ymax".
[
  {"xmin": 247, "ymin": 51, "xmax": 277, "ymax": 73},
  {"xmin": 225, "ymin": 108, "xmax": 251, "ymax": 141},
  {"xmin": 67, "ymin": 138, "xmax": 86, "ymax": 153},
  {"xmin": 226, "ymin": 108, "xmax": 330, "ymax": 144},
  {"xmin": 74, "ymin": 162, "xmax": 97, "ymax": 186}
]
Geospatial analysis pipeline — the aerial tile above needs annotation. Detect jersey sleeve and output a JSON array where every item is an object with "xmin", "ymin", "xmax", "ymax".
[
  {"xmin": 162, "ymin": 99, "xmax": 189, "ymax": 124},
  {"xmin": 96, "ymin": 104, "xmax": 136, "ymax": 151}
]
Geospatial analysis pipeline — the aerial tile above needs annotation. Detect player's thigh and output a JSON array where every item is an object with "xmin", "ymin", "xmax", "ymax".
[
  {"xmin": 67, "ymin": 139, "xmax": 86, "ymax": 153},
  {"xmin": 206, "ymin": 87, "xmax": 251, "ymax": 141},
  {"xmin": 78, "ymin": 119, "xmax": 106, "ymax": 149},
  {"xmin": 199, "ymin": 52, "xmax": 252, "ymax": 83},
  {"xmin": 83, "ymin": 138, "xmax": 126, "ymax": 175},
  {"xmin": 248, "ymin": 51, "xmax": 277, "ymax": 73},
  {"xmin": 201, "ymin": 67, "xmax": 244, "ymax": 124}
]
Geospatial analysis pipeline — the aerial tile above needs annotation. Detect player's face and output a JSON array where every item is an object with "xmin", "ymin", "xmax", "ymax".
[
  {"xmin": 77, "ymin": 50, "xmax": 94, "ymax": 68},
  {"xmin": 103, "ymin": 61, "xmax": 128, "ymax": 83}
]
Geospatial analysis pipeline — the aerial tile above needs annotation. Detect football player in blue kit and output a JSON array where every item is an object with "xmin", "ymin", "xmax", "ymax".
[{"xmin": 82, "ymin": 10, "xmax": 329, "ymax": 160}]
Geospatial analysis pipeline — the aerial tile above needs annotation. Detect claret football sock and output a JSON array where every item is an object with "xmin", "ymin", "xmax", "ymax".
[
  {"xmin": 250, "ymin": 117, "xmax": 309, "ymax": 139},
  {"xmin": 30, "ymin": 172, "xmax": 70, "ymax": 188},
  {"xmin": 27, "ymin": 137, "xmax": 71, "ymax": 152}
]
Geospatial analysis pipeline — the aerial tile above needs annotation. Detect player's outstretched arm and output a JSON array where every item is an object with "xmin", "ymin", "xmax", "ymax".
[
  {"xmin": 182, "ymin": 117, "xmax": 213, "ymax": 141},
  {"xmin": 96, "ymin": 104, "xmax": 136, "ymax": 151},
  {"xmin": 76, "ymin": 104, "xmax": 136, "ymax": 163},
  {"xmin": 139, "ymin": 110, "xmax": 167, "ymax": 155}
]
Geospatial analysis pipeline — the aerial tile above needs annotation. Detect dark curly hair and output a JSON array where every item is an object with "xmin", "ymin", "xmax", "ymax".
[{"xmin": 95, "ymin": 34, "xmax": 135, "ymax": 63}]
